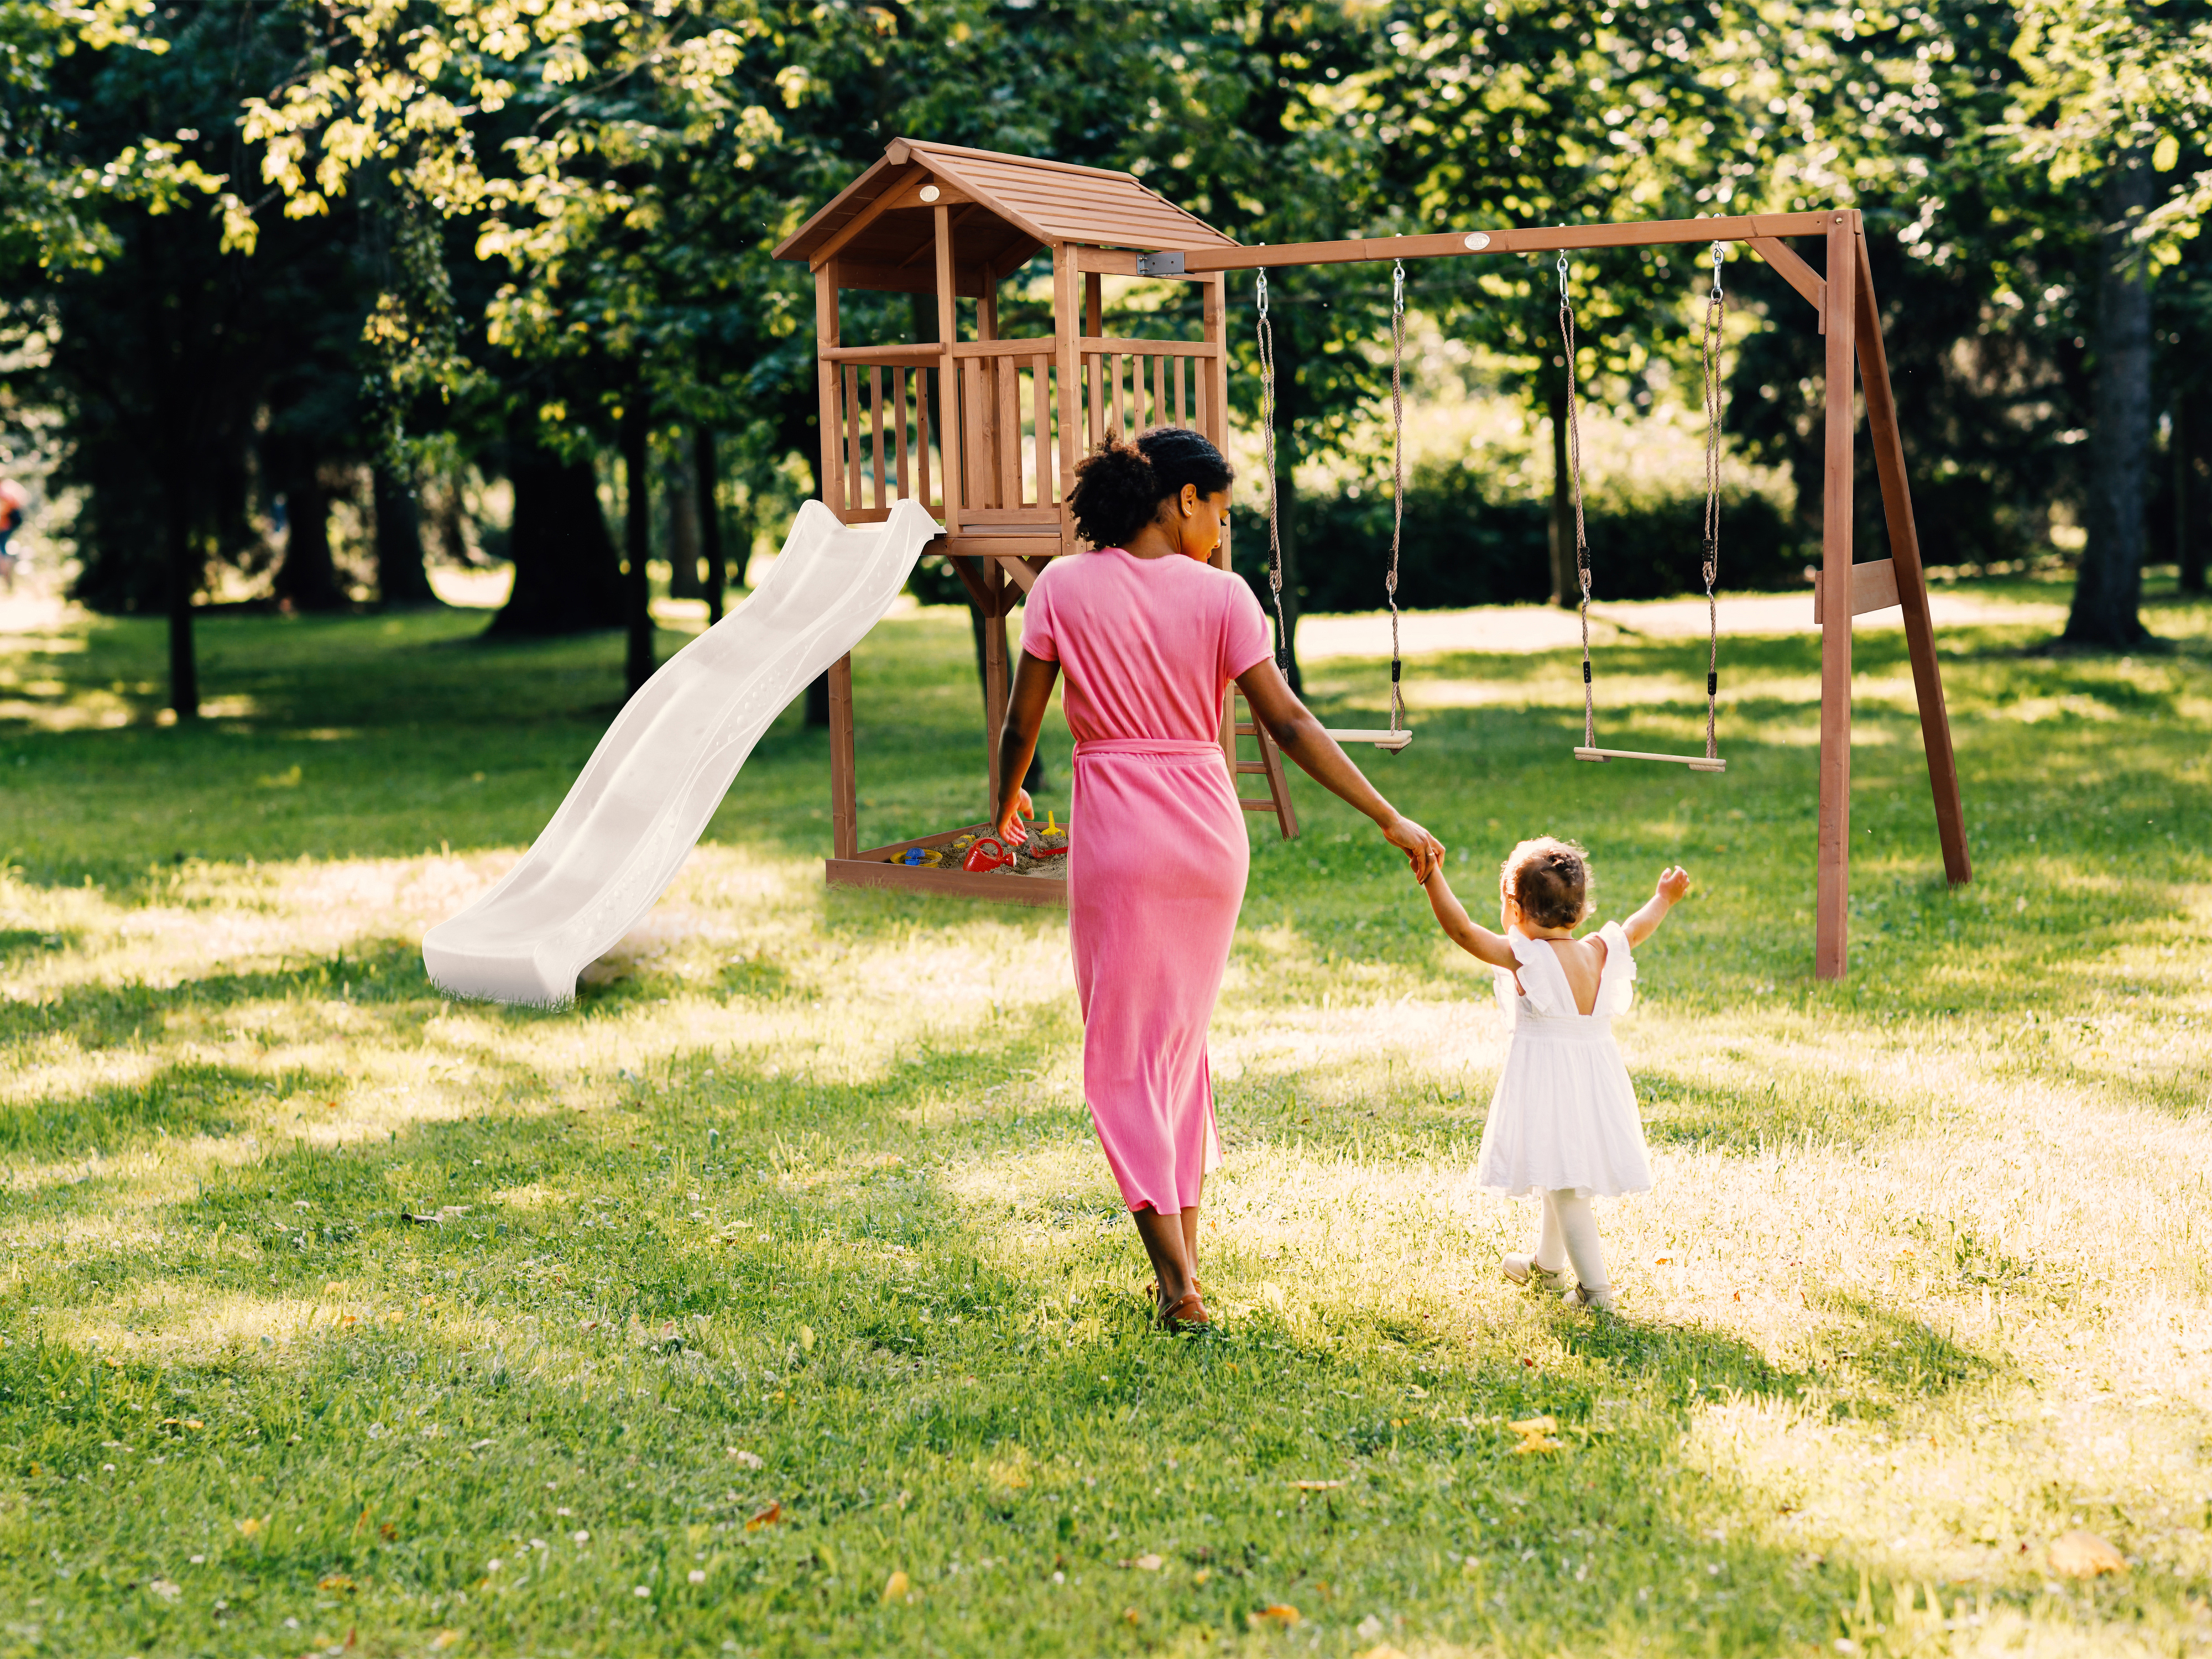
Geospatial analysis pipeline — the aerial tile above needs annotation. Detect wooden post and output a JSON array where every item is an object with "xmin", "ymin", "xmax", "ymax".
[
  {"xmin": 1054, "ymin": 244, "xmax": 1081, "ymax": 547},
  {"xmin": 815, "ymin": 263, "xmax": 843, "ymax": 518},
  {"xmin": 983, "ymin": 557, "xmax": 1009, "ymax": 811},
  {"xmin": 828, "ymin": 654, "xmax": 858, "ymax": 860},
  {"xmin": 1854, "ymin": 228, "xmax": 1971, "ymax": 888},
  {"xmin": 1816, "ymin": 210, "xmax": 1859, "ymax": 980},
  {"xmin": 933, "ymin": 207, "xmax": 962, "ymax": 534},
  {"xmin": 1201, "ymin": 272, "xmax": 1228, "ymax": 448}
]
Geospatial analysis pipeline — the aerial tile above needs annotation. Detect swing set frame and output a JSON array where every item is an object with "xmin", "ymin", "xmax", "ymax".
[
  {"xmin": 779, "ymin": 139, "xmax": 1968, "ymax": 979},
  {"xmin": 1145, "ymin": 206, "xmax": 1973, "ymax": 980}
]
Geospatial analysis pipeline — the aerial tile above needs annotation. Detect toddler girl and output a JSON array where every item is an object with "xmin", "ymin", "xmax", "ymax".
[{"xmin": 1421, "ymin": 838, "xmax": 1689, "ymax": 1311}]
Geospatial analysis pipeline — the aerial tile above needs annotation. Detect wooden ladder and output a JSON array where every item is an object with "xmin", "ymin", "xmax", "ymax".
[{"xmin": 1222, "ymin": 687, "xmax": 1298, "ymax": 839}]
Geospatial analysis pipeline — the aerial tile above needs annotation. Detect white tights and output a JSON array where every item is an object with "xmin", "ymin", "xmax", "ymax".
[{"xmin": 1533, "ymin": 1189, "xmax": 1610, "ymax": 1295}]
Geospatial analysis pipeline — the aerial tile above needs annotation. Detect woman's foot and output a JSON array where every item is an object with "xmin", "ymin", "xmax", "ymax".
[
  {"xmin": 1159, "ymin": 1289, "xmax": 1212, "ymax": 1331},
  {"xmin": 1562, "ymin": 1282, "xmax": 1616, "ymax": 1313},
  {"xmin": 1502, "ymin": 1252, "xmax": 1569, "ymax": 1290}
]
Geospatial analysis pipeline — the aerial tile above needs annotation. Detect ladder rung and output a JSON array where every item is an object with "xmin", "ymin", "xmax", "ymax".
[
  {"xmin": 1573, "ymin": 746, "xmax": 1725, "ymax": 773},
  {"xmin": 1322, "ymin": 728, "xmax": 1413, "ymax": 752},
  {"xmin": 1234, "ymin": 723, "xmax": 1259, "ymax": 737},
  {"xmin": 1239, "ymin": 799, "xmax": 1280, "ymax": 812},
  {"xmin": 1234, "ymin": 761, "xmax": 1269, "ymax": 774}
]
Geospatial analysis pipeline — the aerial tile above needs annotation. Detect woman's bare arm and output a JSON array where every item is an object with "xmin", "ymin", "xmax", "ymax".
[
  {"xmin": 1421, "ymin": 866, "xmax": 1519, "ymax": 968},
  {"xmin": 1233, "ymin": 656, "xmax": 1443, "ymax": 880},
  {"xmin": 993, "ymin": 648, "xmax": 1061, "ymax": 841}
]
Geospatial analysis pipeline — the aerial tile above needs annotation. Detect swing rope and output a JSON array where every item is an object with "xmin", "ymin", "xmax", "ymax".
[
  {"xmin": 1699, "ymin": 239, "xmax": 1725, "ymax": 764},
  {"xmin": 1560, "ymin": 253, "xmax": 1596, "ymax": 752},
  {"xmin": 1256, "ymin": 269, "xmax": 1290, "ymax": 674},
  {"xmin": 1563, "ymin": 243, "xmax": 1728, "ymax": 774},
  {"xmin": 1386, "ymin": 259, "xmax": 1406, "ymax": 735}
]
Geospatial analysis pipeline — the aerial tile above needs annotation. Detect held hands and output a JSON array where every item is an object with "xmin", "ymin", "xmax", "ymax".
[
  {"xmin": 1655, "ymin": 865, "xmax": 1692, "ymax": 906},
  {"xmin": 1381, "ymin": 814, "xmax": 1446, "ymax": 883},
  {"xmin": 994, "ymin": 787, "xmax": 1035, "ymax": 847}
]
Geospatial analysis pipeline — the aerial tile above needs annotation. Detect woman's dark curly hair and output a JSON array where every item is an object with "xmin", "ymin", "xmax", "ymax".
[{"xmin": 1066, "ymin": 427, "xmax": 1234, "ymax": 549}]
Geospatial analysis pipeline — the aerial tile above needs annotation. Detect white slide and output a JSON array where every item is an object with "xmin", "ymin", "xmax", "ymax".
[{"xmin": 423, "ymin": 498, "xmax": 942, "ymax": 1005}]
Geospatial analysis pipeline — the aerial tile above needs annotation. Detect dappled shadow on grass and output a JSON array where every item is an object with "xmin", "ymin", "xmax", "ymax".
[
  {"xmin": 0, "ymin": 936, "xmax": 437, "ymax": 1054},
  {"xmin": 1638, "ymin": 1067, "xmax": 1901, "ymax": 1156},
  {"xmin": 0, "ymin": 1058, "xmax": 346, "ymax": 1163}
]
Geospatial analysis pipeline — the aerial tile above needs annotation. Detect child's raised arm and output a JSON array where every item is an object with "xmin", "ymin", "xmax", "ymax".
[
  {"xmin": 1621, "ymin": 865, "xmax": 1691, "ymax": 947},
  {"xmin": 1422, "ymin": 866, "xmax": 1519, "ymax": 968}
]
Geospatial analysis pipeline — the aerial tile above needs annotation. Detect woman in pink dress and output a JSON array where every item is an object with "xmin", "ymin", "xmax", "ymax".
[{"xmin": 994, "ymin": 428, "xmax": 1443, "ymax": 1330}]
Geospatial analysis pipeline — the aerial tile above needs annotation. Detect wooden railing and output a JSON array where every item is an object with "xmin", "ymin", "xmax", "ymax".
[
  {"xmin": 1079, "ymin": 338, "xmax": 1219, "ymax": 452},
  {"xmin": 822, "ymin": 333, "xmax": 1225, "ymax": 531},
  {"xmin": 825, "ymin": 347, "xmax": 941, "ymax": 523},
  {"xmin": 950, "ymin": 338, "xmax": 1060, "ymax": 523}
]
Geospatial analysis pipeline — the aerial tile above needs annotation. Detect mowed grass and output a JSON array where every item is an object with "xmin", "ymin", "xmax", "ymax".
[{"xmin": 0, "ymin": 576, "xmax": 2208, "ymax": 1659}]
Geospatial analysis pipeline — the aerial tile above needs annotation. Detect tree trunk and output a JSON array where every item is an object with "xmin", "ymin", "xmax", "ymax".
[
  {"xmin": 165, "ymin": 478, "xmax": 198, "ymax": 719},
  {"xmin": 1270, "ymin": 328, "xmax": 1304, "ymax": 694},
  {"xmin": 273, "ymin": 466, "xmax": 346, "ymax": 612},
  {"xmin": 2181, "ymin": 387, "xmax": 2209, "ymax": 597},
  {"xmin": 487, "ymin": 424, "xmax": 624, "ymax": 637},
  {"xmin": 2064, "ymin": 159, "xmax": 2155, "ymax": 648},
  {"xmin": 1547, "ymin": 377, "xmax": 1574, "ymax": 608},
  {"xmin": 666, "ymin": 440, "xmax": 702, "ymax": 598},
  {"xmin": 696, "ymin": 425, "xmax": 726, "ymax": 624},
  {"xmin": 373, "ymin": 465, "xmax": 439, "ymax": 607},
  {"xmin": 623, "ymin": 391, "xmax": 655, "ymax": 698}
]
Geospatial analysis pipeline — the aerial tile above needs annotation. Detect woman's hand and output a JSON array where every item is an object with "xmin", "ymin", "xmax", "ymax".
[
  {"xmin": 1381, "ymin": 813, "xmax": 1444, "ymax": 883},
  {"xmin": 995, "ymin": 787, "xmax": 1035, "ymax": 846}
]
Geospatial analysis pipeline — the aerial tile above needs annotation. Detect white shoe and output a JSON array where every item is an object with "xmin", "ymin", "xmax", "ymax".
[
  {"xmin": 1562, "ymin": 1282, "xmax": 1616, "ymax": 1312},
  {"xmin": 1502, "ymin": 1253, "xmax": 1569, "ymax": 1288}
]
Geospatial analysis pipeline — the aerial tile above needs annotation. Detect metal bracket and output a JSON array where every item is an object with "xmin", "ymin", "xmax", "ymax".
[{"xmin": 1134, "ymin": 249, "xmax": 1186, "ymax": 277}]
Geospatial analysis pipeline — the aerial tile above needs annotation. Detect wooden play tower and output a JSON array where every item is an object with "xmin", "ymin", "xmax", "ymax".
[{"xmin": 774, "ymin": 138, "xmax": 1970, "ymax": 979}]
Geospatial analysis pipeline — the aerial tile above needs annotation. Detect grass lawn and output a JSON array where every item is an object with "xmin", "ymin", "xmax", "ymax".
[{"xmin": 1, "ymin": 576, "xmax": 2208, "ymax": 1658}]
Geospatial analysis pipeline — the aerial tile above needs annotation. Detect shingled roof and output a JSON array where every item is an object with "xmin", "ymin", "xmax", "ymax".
[{"xmin": 773, "ymin": 139, "xmax": 1235, "ymax": 288}]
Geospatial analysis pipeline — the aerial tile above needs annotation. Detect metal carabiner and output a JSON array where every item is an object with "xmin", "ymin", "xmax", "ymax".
[
  {"xmin": 1710, "ymin": 239, "xmax": 1724, "ymax": 298},
  {"xmin": 1391, "ymin": 258, "xmax": 1405, "ymax": 316},
  {"xmin": 1256, "ymin": 268, "xmax": 1269, "ymax": 320},
  {"xmin": 1556, "ymin": 251, "xmax": 1570, "ymax": 294}
]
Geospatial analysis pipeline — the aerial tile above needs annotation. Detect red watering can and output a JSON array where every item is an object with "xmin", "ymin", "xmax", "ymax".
[{"xmin": 962, "ymin": 836, "xmax": 1016, "ymax": 874}]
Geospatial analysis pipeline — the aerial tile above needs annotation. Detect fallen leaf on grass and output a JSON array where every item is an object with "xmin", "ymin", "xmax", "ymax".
[
  {"xmin": 2049, "ymin": 1531, "xmax": 2126, "ymax": 1577},
  {"xmin": 881, "ymin": 1570, "xmax": 910, "ymax": 1603},
  {"xmin": 1248, "ymin": 1604, "xmax": 1301, "ymax": 1627},
  {"xmin": 427, "ymin": 1632, "xmax": 462, "ymax": 1651},
  {"xmin": 1117, "ymin": 1553, "xmax": 1164, "ymax": 1571},
  {"xmin": 726, "ymin": 1448, "xmax": 764, "ymax": 1469},
  {"xmin": 1288, "ymin": 1480, "xmax": 1343, "ymax": 1491},
  {"xmin": 319, "ymin": 1575, "xmax": 357, "ymax": 1593},
  {"xmin": 147, "ymin": 1579, "xmax": 181, "ymax": 1600},
  {"xmin": 745, "ymin": 1501, "xmax": 782, "ymax": 1531},
  {"xmin": 236, "ymin": 1516, "xmax": 267, "ymax": 1540}
]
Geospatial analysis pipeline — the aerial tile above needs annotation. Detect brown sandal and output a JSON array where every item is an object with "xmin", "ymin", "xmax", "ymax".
[{"xmin": 1159, "ymin": 1290, "xmax": 1212, "ymax": 1331}]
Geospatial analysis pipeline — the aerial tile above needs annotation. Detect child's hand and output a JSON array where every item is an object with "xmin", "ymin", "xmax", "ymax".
[{"xmin": 1655, "ymin": 865, "xmax": 1691, "ymax": 905}]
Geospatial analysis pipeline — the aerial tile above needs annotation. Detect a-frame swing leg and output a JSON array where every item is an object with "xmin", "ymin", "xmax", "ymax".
[
  {"xmin": 1853, "ymin": 228, "xmax": 1971, "ymax": 890},
  {"xmin": 1815, "ymin": 211, "xmax": 1859, "ymax": 981}
]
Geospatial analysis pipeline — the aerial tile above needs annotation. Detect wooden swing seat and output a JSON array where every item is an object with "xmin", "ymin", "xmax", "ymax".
[
  {"xmin": 1573, "ymin": 745, "xmax": 1725, "ymax": 773},
  {"xmin": 1325, "ymin": 728, "xmax": 1414, "ymax": 752}
]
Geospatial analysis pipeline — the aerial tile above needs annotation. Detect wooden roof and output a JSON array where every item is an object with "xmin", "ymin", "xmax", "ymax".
[{"xmin": 773, "ymin": 139, "xmax": 1235, "ymax": 289}]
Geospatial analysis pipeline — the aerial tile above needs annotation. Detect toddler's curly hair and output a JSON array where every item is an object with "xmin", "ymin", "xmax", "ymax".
[{"xmin": 1500, "ymin": 837, "xmax": 1593, "ymax": 931}]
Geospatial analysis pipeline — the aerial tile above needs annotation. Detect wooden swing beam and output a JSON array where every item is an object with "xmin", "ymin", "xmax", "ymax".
[{"xmin": 1138, "ymin": 206, "xmax": 1971, "ymax": 980}]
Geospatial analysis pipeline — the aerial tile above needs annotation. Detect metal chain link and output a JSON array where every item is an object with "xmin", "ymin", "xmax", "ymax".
[
  {"xmin": 1701, "ymin": 241, "xmax": 1725, "ymax": 762},
  {"xmin": 1256, "ymin": 270, "xmax": 1289, "ymax": 672},
  {"xmin": 1559, "ymin": 253, "xmax": 1594, "ymax": 750},
  {"xmin": 1387, "ymin": 259, "xmax": 1406, "ymax": 733}
]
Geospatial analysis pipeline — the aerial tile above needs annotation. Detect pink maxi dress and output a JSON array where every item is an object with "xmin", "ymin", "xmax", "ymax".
[{"xmin": 1019, "ymin": 547, "xmax": 1273, "ymax": 1214}]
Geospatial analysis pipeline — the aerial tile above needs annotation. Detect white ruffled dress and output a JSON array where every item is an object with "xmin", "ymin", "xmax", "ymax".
[{"xmin": 1474, "ymin": 923, "xmax": 1654, "ymax": 1198}]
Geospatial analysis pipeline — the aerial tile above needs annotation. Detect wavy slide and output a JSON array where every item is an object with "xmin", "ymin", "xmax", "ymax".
[{"xmin": 423, "ymin": 498, "xmax": 943, "ymax": 1005}]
